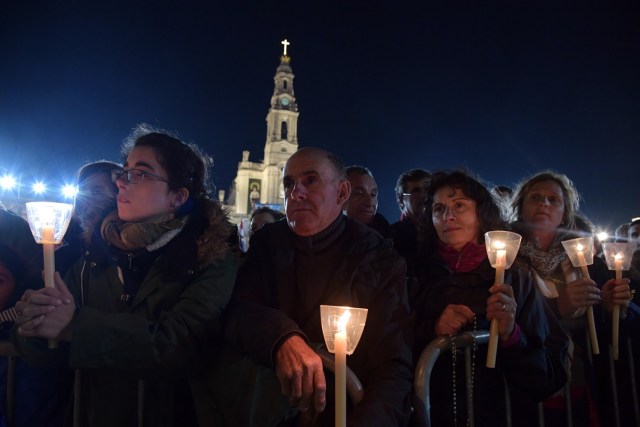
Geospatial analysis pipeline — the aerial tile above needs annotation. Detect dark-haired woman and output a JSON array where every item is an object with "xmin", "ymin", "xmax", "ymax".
[
  {"xmin": 14, "ymin": 125, "xmax": 237, "ymax": 427},
  {"xmin": 410, "ymin": 170, "xmax": 566, "ymax": 426}
]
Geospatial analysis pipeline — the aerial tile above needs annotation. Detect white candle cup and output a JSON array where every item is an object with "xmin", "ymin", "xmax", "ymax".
[
  {"xmin": 484, "ymin": 231, "xmax": 522, "ymax": 369},
  {"xmin": 320, "ymin": 305, "xmax": 368, "ymax": 427}
]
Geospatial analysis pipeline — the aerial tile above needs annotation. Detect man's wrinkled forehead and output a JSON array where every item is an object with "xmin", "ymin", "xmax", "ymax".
[{"xmin": 284, "ymin": 152, "xmax": 336, "ymax": 180}]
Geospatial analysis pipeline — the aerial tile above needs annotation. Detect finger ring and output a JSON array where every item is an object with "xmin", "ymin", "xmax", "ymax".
[{"xmin": 501, "ymin": 303, "xmax": 507, "ymax": 311}]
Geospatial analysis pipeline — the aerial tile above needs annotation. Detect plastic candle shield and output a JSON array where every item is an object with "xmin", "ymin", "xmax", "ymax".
[
  {"xmin": 320, "ymin": 305, "xmax": 368, "ymax": 355},
  {"xmin": 561, "ymin": 237, "xmax": 595, "ymax": 267},
  {"xmin": 484, "ymin": 231, "xmax": 522, "ymax": 269},
  {"xmin": 25, "ymin": 202, "xmax": 74, "ymax": 244},
  {"xmin": 601, "ymin": 242, "xmax": 635, "ymax": 271}
]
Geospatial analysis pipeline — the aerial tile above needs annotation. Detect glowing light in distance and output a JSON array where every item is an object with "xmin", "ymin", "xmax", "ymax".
[
  {"xmin": 62, "ymin": 184, "xmax": 78, "ymax": 198},
  {"xmin": 596, "ymin": 232, "xmax": 608, "ymax": 241},
  {"xmin": 0, "ymin": 175, "xmax": 17, "ymax": 190},
  {"xmin": 32, "ymin": 182, "xmax": 46, "ymax": 194}
]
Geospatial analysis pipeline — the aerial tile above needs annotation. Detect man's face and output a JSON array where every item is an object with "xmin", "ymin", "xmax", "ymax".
[
  {"xmin": 401, "ymin": 178, "xmax": 429, "ymax": 221},
  {"xmin": 344, "ymin": 173, "xmax": 378, "ymax": 225},
  {"xmin": 629, "ymin": 224, "xmax": 640, "ymax": 248},
  {"xmin": 283, "ymin": 149, "xmax": 350, "ymax": 236}
]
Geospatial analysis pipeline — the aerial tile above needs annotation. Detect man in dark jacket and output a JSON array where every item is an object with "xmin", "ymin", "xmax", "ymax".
[{"xmin": 225, "ymin": 147, "xmax": 414, "ymax": 426}]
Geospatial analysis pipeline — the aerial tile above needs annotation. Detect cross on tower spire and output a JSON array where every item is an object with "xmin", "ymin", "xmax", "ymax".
[{"xmin": 281, "ymin": 39, "xmax": 290, "ymax": 56}]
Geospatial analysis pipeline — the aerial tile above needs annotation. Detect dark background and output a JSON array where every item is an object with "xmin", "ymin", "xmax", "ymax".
[{"xmin": 1, "ymin": 1, "xmax": 638, "ymax": 231}]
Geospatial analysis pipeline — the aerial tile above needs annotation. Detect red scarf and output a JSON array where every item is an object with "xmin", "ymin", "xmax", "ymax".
[{"xmin": 437, "ymin": 240, "xmax": 487, "ymax": 273}]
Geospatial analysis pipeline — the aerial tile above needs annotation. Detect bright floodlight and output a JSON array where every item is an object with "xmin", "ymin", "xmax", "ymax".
[
  {"xmin": 0, "ymin": 175, "xmax": 17, "ymax": 190},
  {"xmin": 62, "ymin": 184, "xmax": 78, "ymax": 198},
  {"xmin": 596, "ymin": 231, "xmax": 608, "ymax": 241},
  {"xmin": 32, "ymin": 181, "xmax": 46, "ymax": 194}
]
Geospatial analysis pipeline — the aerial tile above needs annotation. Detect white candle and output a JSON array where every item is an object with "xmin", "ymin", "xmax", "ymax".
[
  {"xmin": 576, "ymin": 245, "xmax": 599, "ymax": 354},
  {"xmin": 334, "ymin": 312, "xmax": 349, "ymax": 427},
  {"xmin": 487, "ymin": 245, "xmax": 506, "ymax": 368},
  {"xmin": 42, "ymin": 225, "xmax": 56, "ymax": 289},
  {"xmin": 335, "ymin": 330, "xmax": 347, "ymax": 427}
]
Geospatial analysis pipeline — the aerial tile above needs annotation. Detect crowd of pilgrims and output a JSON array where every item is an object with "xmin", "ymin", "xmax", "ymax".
[{"xmin": 0, "ymin": 123, "xmax": 638, "ymax": 427}]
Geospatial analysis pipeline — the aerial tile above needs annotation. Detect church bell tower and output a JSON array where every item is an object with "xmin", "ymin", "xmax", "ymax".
[{"xmin": 227, "ymin": 40, "xmax": 300, "ymax": 219}]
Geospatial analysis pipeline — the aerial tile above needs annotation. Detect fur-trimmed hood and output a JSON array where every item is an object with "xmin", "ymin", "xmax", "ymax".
[{"xmin": 193, "ymin": 199, "xmax": 233, "ymax": 267}]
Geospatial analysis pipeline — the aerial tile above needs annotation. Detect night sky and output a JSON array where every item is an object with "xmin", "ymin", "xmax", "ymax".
[{"xmin": 1, "ymin": 2, "xmax": 639, "ymax": 232}]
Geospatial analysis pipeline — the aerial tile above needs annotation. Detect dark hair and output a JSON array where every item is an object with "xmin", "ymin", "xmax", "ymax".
[
  {"xmin": 77, "ymin": 160, "xmax": 121, "ymax": 185},
  {"xmin": 122, "ymin": 124, "xmax": 213, "ymax": 213},
  {"xmin": 251, "ymin": 206, "xmax": 285, "ymax": 221},
  {"xmin": 346, "ymin": 165, "xmax": 373, "ymax": 177},
  {"xmin": 630, "ymin": 218, "xmax": 640, "ymax": 228},
  {"xmin": 395, "ymin": 168, "xmax": 431, "ymax": 207},
  {"xmin": 419, "ymin": 170, "xmax": 505, "ymax": 250},
  {"xmin": 510, "ymin": 171, "xmax": 580, "ymax": 230}
]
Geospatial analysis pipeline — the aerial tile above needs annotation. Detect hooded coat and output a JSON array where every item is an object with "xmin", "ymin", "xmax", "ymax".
[{"xmin": 14, "ymin": 201, "xmax": 237, "ymax": 427}]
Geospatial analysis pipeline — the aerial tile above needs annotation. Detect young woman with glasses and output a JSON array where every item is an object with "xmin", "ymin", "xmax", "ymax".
[{"xmin": 14, "ymin": 124, "xmax": 237, "ymax": 426}]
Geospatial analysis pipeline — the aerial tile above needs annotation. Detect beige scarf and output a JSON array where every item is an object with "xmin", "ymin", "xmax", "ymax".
[{"xmin": 101, "ymin": 211, "xmax": 188, "ymax": 251}]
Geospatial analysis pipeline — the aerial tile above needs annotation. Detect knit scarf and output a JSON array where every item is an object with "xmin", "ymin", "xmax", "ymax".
[
  {"xmin": 518, "ymin": 238, "xmax": 567, "ymax": 281},
  {"xmin": 437, "ymin": 240, "xmax": 487, "ymax": 273},
  {"xmin": 100, "ymin": 211, "xmax": 188, "ymax": 252}
]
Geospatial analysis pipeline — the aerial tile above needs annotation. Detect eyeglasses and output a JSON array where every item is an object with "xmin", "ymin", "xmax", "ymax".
[
  {"xmin": 432, "ymin": 200, "xmax": 473, "ymax": 219},
  {"xmin": 111, "ymin": 168, "xmax": 174, "ymax": 185}
]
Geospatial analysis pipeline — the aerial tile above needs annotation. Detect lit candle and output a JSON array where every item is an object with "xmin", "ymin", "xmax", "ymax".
[
  {"xmin": 486, "ymin": 242, "xmax": 506, "ymax": 368},
  {"xmin": 42, "ymin": 225, "xmax": 56, "ymax": 289},
  {"xmin": 335, "ymin": 312, "xmax": 350, "ymax": 427},
  {"xmin": 612, "ymin": 253, "xmax": 623, "ymax": 360},
  {"xmin": 576, "ymin": 243, "xmax": 599, "ymax": 354}
]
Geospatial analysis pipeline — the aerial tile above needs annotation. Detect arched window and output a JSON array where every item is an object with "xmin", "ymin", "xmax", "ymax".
[
  {"xmin": 281, "ymin": 121, "xmax": 288, "ymax": 140},
  {"xmin": 283, "ymin": 80, "xmax": 288, "ymax": 89}
]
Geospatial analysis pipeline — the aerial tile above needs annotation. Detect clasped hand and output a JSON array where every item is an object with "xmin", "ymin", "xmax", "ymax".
[
  {"xmin": 15, "ymin": 272, "xmax": 75, "ymax": 341},
  {"xmin": 435, "ymin": 283, "xmax": 517, "ymax": 341}
]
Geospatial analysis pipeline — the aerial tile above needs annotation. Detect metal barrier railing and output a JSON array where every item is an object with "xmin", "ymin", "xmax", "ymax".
[
  {"xmin": 414, "ymin": 330, "xmax": 640, "ymax": 427},
  {"xmin": 414, "ymin": 330, "xmax": 491, "ymax": 427}
]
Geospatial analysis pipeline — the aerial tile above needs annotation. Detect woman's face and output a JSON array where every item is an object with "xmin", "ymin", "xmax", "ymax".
[
  {"xmin": 521, "ymin": 180, "xmax": 565, "ymax": 232},
  {"xmin": 432, "ymin": 186, "xmax": 480, "ymax": 251},
  {"xmin": 115, "ymin": 146, "xmax": 185, "ymax": 222}
]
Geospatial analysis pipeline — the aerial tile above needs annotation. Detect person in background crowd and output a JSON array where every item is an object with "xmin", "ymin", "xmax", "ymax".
[
  {"xmin": 410, "ymin": 170, "xmax": 566, "ymax": 426},
  {"xmin": 250, "ymin": 206, "xmax": 285, "ymax": 236},
  {"xmin": 54, "ymin": 160, "xmax": 122, "ymax": 277},
  {"xmin": 614, "ymin": 222, "xmax": 630, "ymax": 243},
  {"xmin": 342, "ymin": 165, "xmax": 392, "ymax": 239},
  {"xmin": 13, "ymin": 124, "xmax": 237, "ymax": 427},
  {"xmin": 224, "ymin": 147, "xmax": 413, "ymax": 426},
  {"xmin": 510, "ymin": 170, "xmax": 634, "ymax": 426},
  {"xmin": 390, "ymin": 169, "xmax": 430, "ymax": 268}
]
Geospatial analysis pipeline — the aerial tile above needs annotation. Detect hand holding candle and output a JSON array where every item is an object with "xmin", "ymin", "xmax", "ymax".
[
  {"xmin": 561, "ymin": 237, "xmax": 599, "ymax": 354},
  {"xmin": 484, "ymin": 231, "xmax": 522, "ymax": 369},
  {"xmin": 320, "ymin": 305, "xmax": 367, "ymax": 427},
  {"xmin": 601, "ymin": 242, "xmax": 635, "ymax": 360}
]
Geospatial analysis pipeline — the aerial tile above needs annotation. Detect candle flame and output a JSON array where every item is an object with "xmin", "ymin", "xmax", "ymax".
[
  {"xmin": 494, "ymin": 240, "xmax": 506, "ymax": 250},
  {"xmin": 337, "ymin": 311, "xmax": 351, "ymax": 334},
  {"xmin": 615, "ymin": 253, "xmax": 623, "ymax": 261},
  {"xmin": 576, "ymin": 243, "xmax": 584, "ymax": 252}
]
